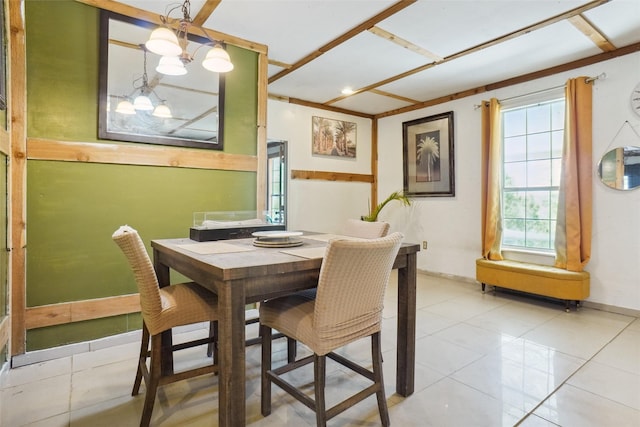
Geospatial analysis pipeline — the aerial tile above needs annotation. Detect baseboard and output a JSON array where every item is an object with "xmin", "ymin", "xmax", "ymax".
[
  {"xmin": 417, "ymin": 269, "xmax": 478, "ymax": 285},
  {"xmin": 10, "ymin": 322, "xmax": 209, "ymax": 368},
  {"xmin": 580, "ymin": 300, "xmax": 640, "ymax": 318}
]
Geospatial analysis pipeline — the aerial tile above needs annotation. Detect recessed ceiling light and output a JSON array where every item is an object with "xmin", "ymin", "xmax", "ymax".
[{"xmin": 341, "ymin": 87, "xmax": 354, "ymax": 95}]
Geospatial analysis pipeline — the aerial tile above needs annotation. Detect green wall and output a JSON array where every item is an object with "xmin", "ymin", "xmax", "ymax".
[{"xmin": 24, "ymin": 0, "xmax": 259, "ymax": 350}]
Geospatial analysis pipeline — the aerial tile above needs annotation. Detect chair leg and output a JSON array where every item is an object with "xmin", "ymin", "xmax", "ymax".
[
  {"xmin": 140, "ymin": 333, "xmax": 163, "ymax": 427},
  {"xmin": 287, "ymin": 337, "xmax": 297, "ymax": 363},
  {"xmin": 314, "ymin": 354, "xmax": 327, "ymax": 427},
  {"xmin": 261, "ymin": 324, "xmax": 273, "ymax": 417},
  {"xmin": 372, "ymin": 332, "xmax": 390, "ymax": 427},
  {"xmin": 132, "ymin": 323, "xmax": 150, "ymax": 396}
]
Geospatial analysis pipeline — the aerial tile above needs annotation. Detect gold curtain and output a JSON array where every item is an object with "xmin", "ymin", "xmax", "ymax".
[
  {"xmin": 554, "ymin": 77, "xmax": 593, "ymax": 271},
  {"xmin": 480, "ymin": 98, "xmax": 503, "ymax": 260}
]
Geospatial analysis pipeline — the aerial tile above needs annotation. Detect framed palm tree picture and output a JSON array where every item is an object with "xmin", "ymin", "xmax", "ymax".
[
  {"xmin": 312, "ymin": 116, "xmax": 357, "ymax": 158},
  {"xmin": 402, "ymin": 112, "xmax": 455, "ymax": 197}
]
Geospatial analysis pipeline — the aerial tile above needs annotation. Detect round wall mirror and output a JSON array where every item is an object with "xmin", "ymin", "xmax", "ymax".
[{"xmin": 597, "ymin": 146, "xmax": 640, "ymax": 190}]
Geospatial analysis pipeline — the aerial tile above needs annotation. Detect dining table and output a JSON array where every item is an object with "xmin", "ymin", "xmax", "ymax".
[{"xmin": 151, "ymin": 231, "xmax": 420, "ymax": 427}]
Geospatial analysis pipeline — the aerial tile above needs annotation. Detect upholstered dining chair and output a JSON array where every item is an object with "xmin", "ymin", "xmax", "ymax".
[
  {"xmin": 112, "ymin": 225, "xmax": 219, "ymax": 427},
  {"xmin": 260, "ymin": 232, "xmax": 403, "ymax": 427},
  {"xmin": 341, "ymin": 218, "xmax": 390, "ymax": 239},
  {"xmin": 279, "ymin": 217, "xmax": 392, "ymax": 362}
]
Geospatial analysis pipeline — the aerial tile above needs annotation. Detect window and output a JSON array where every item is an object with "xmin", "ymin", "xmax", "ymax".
[
  {"xmin": 266, "ymin": 141, "xmax": 287, "ymax": 225},
  {"xmin": 501, "ymin": 98, "xmax": 564, "ymax": 251}
]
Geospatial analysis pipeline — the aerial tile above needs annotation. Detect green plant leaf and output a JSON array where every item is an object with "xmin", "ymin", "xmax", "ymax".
[{"xmin": 362, "ymin": 191, "xmax": 411, "ymax": 222}]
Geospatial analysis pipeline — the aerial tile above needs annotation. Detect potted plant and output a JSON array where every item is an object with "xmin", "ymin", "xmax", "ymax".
[{"xmin": 361, "ymin": 191, "xmax": 411, "ymax": 222}]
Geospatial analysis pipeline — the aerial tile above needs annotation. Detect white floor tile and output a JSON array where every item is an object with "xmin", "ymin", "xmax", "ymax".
[
  {"xmin": 0, "ymin": 356, "xmax": 72, "ymax": 388},
  {"xmin": 71, "ymin": 359, "xmax": 135, "ymax": 412},
  {"xmin": 567, "ymin": 360, "xmax": 640, "ymax": 410},
  {"xmin": 433, "ymin": 322, "xmax": 517, "ymax": 354},
  {"xmin": 415, "ymin": 334, "xmax": 484, "ymax": 376},
  {"xmin": 591, "ymin": 327, "xmax": 640, "ymax": 375},
  {"xmin": 521, "ymin": 310, "xmax": 630, "ymax": 359},
  {"xmin": 1, "ymin": 374, "xmax": 71, "ymax": 426},
  {"xmin": 389, "ymin": 377, "xmax": 524, "ymax": 426},
  {"xmin": 532, "ymin": 383, "xmax": 640, "ymax": 427}
]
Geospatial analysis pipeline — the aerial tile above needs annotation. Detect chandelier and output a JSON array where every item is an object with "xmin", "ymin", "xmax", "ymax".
[
  {"xmin": 115, "ymin": 46, "xmax": 172, "ymax": 118},
  {"xmin": 145, "ymin": 0, "xmax": 233, "ymax": 76}
]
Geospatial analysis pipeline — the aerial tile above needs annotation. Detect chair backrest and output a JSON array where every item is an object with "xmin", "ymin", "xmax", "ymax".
[
  {"xmin": 341, "ymin": 218, "xmax": 390, "ymax": 239},
  {"xmin": 313, "ymin": 232, "xmax": 403, "ymax": 350},
  {"xmin": 112, "ymin": 225, "xmax": 163, "ymax": 327}
]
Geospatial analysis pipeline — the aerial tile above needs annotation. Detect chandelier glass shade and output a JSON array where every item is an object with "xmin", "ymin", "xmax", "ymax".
[
  {"xmin": 152, "ymin": 102, "xmax": 173, "ymax": 118},
  {"xmin": 115, "ymin": 99, "xmax": 136, "ymax": 115},
  {"xmin": 202, "ymin": 44, "xmax": 234, "ymax": 72},
  {"xmin": 146, "ymin": 27, "xmax": 182, "ymax": 57},
  {"xmin": 133, "ymin": 94, "xmax": 154, "ymax": 111},
  {"xmin": 156, "ymin": 55, "xmax": 187, "ymax": 76},
  {"xmin": 145, "ymin": 0, "xmax": 233, "ymax": 75}
]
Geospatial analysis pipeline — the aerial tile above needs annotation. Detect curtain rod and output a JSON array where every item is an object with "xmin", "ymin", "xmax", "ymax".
[{"xmin": 474, "ymin": 72, "xmax": 606, "ymax": 109}]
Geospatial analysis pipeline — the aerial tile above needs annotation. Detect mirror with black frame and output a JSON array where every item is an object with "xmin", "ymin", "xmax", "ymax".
[
  {"xmin": 597, "ymin": 146, "xmax": 640, "ymax": 191},
  {"xmin": 98, "ymin": 11, "xmax": 225, "ymax": 150}
]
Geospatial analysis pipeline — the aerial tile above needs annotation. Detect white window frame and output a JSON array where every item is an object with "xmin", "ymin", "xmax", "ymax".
[{"xmin": 500, "ymin": 89, "xmax": 565, "ymax": 254}]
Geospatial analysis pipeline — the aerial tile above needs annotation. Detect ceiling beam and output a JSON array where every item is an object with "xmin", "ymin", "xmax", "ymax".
[
  {"xmin": 268, "ymin": 58, "xmax": 292, "ymax": 69},
  {"xmin": 375, "ymin": 41, "xmax": 640, "ymax": 119},
  {"xmin": 368, "ymin": 88, "xmax": 419, "ymax": 104},
  {"xmin": 287, "ymin": 97, "xmax": 375, "ymax": 119},
  {"xmin": 325, "ymin": 0, "xmax": 611, "ymax": 106},
  {"xmin": 367, "ymin": 26, "xmax": 443, "ymax": 62},
  {"xmin": 192, "ymin": 0, "xmax": 222, "ymax": 27},
  {"xmin": 568, "ymin": 14, "xmax": 616, "ymax": 51},
  {"xmin": 268, "ymin": 0, "xmax": 417, "ymax": 84}
]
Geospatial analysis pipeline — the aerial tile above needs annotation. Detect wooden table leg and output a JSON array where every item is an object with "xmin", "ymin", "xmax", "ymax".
[
  {"xmin": 217, "ymin": 279, "xmax": 247, "ymax": 427},
  {"xmin": 396, "ymin": 252, "xmax": 416, "ymax": 396}
]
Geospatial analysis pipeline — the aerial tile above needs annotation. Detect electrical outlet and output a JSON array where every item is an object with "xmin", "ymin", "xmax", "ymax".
[{"xmin": 422, "ymin": 241, "xmax": 428, "ymax": 250}]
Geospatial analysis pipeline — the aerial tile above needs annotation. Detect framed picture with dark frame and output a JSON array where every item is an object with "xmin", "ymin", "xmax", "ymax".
[
  {"xmin": 98, "ymin": 11, "xmax": 225, "ymax": 150},
  {"xmin": 402, "ymin": 111, "xmax": 455, "ymax": 197}
]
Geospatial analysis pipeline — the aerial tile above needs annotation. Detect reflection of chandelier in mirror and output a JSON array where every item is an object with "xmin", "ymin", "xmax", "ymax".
[
  {"xmin": 115, "ymin": 46, "xmax": 172, "ymax": 118},
  {"xmin": 146, "ymin": 0, "xmax": 233, "ymax": 76}
]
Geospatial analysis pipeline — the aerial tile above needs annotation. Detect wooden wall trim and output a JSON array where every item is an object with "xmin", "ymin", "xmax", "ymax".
[
  {"xmin": 371, "ymin": 119, "xmax": 379, "ymax": 211},
  {"xmin": 24, "ymin": 294, "xmax": 141, "ymax": 330},
  {"xmin": 256, "ymin": 51, "xmax": 268, "ymax": 213},
  {"xmin": 10, "ymin": 0, "xmax": 28, "ymax": 356},
  {"xmin": 0, "ymin": 317, "xmax": 8, "ymax": 353},
  {"xmin": 27, "ymin": 138, "xmax": 258, "ymax": 172},
  {"xmin": 291, "ymin": 169, "xmax": 374, "ymax": 183}
]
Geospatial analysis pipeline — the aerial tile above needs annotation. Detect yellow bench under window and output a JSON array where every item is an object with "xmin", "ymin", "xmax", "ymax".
[{"xmin": 475, "ymin": 258, "xmax": 590, "ymax": 312}]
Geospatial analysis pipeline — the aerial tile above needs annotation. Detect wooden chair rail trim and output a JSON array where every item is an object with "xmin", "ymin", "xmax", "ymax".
[
  {"xmin": 27, "ymin": 138, "xmax": 258, "ymax": 172},
  {"xmin": 25, "ymin": 294, "xmax": 141, "ymax": 330},
  {"xmin": 0, "ymin": 316, "xmax": 9, "ymax": 352},
  {"xmin": 291, "ymin": 170, "xmax": 374, "ymax": 183}
]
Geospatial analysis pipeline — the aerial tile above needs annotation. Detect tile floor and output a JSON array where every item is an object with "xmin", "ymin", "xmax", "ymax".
[{"xmin": 1, "ymin": 273, "xmax": 639, "ymax": 426}]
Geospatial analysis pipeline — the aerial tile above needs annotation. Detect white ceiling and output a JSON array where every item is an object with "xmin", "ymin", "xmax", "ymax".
[{"xmin": 113, "ymin": 0, "xmax": 640, "ymax": 117}]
